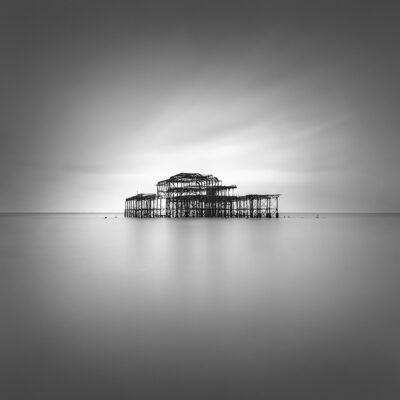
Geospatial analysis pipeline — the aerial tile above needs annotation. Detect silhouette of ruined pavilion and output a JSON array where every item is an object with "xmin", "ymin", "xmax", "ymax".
[{"xmin": 124, "ymin": 172, "xmax": 280, "ymax": 218}]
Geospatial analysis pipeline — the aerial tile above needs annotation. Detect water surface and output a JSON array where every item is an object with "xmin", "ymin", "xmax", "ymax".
[{"xmin": 1, "ymin": 214, "xmax": 399, "ymax": 399}]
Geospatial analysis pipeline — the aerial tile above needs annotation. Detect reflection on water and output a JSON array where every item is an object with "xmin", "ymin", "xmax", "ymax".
[{"xmin": 0, "ymin": 214, "xmax": 399, "ymax": 399}]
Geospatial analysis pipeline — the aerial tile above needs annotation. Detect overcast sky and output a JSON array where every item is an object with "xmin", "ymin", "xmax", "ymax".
[{"xmin": 2, "ymin": 0, "xmax": 399, "ymax": 212}]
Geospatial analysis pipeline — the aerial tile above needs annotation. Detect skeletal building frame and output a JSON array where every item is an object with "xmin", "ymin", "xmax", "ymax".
[{"xmin": 124, "ymin": 173, "xmax": 280, "ymax": 218}]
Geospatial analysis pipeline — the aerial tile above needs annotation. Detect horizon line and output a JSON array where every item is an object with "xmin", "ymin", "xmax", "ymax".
[{"xmin": 1, "ymin": 211, "xmax": 400, "ymax": 215}]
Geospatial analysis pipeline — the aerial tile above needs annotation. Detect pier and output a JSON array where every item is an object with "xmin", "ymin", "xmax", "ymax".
[{"xmin": 124, "ymin": 173, "xmax": 280, "ymax": 218}]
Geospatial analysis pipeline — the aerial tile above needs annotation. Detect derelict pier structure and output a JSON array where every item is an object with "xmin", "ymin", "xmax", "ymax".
[{"xmin": 124, "ymin": 173, "xmax": 280, "ymax": 218}]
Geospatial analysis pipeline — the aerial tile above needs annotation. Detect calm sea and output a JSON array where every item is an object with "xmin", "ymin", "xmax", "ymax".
[{"xmin": 0, "ymin": 213, "xmax": 399, "ymax": 399}]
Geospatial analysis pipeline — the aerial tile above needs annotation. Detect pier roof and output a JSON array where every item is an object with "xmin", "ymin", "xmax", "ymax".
[
  {"xmin": 157, "ymin": 172, "xmax": 219, "ymax": 186},
  {"xmin": 126, "ymin": 193, "xmax": 156, "ymax": 201}
]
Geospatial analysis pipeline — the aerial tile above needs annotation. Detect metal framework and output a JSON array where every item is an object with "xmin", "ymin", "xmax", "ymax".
[{"xmin": 125, "ymin": 172, "xmax": 280, "ymax": 218}]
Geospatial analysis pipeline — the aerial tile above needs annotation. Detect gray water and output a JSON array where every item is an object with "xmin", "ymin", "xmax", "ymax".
[{"xmin": 1, "ymin": 214, "xmax": 399, "ymax": 399}]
